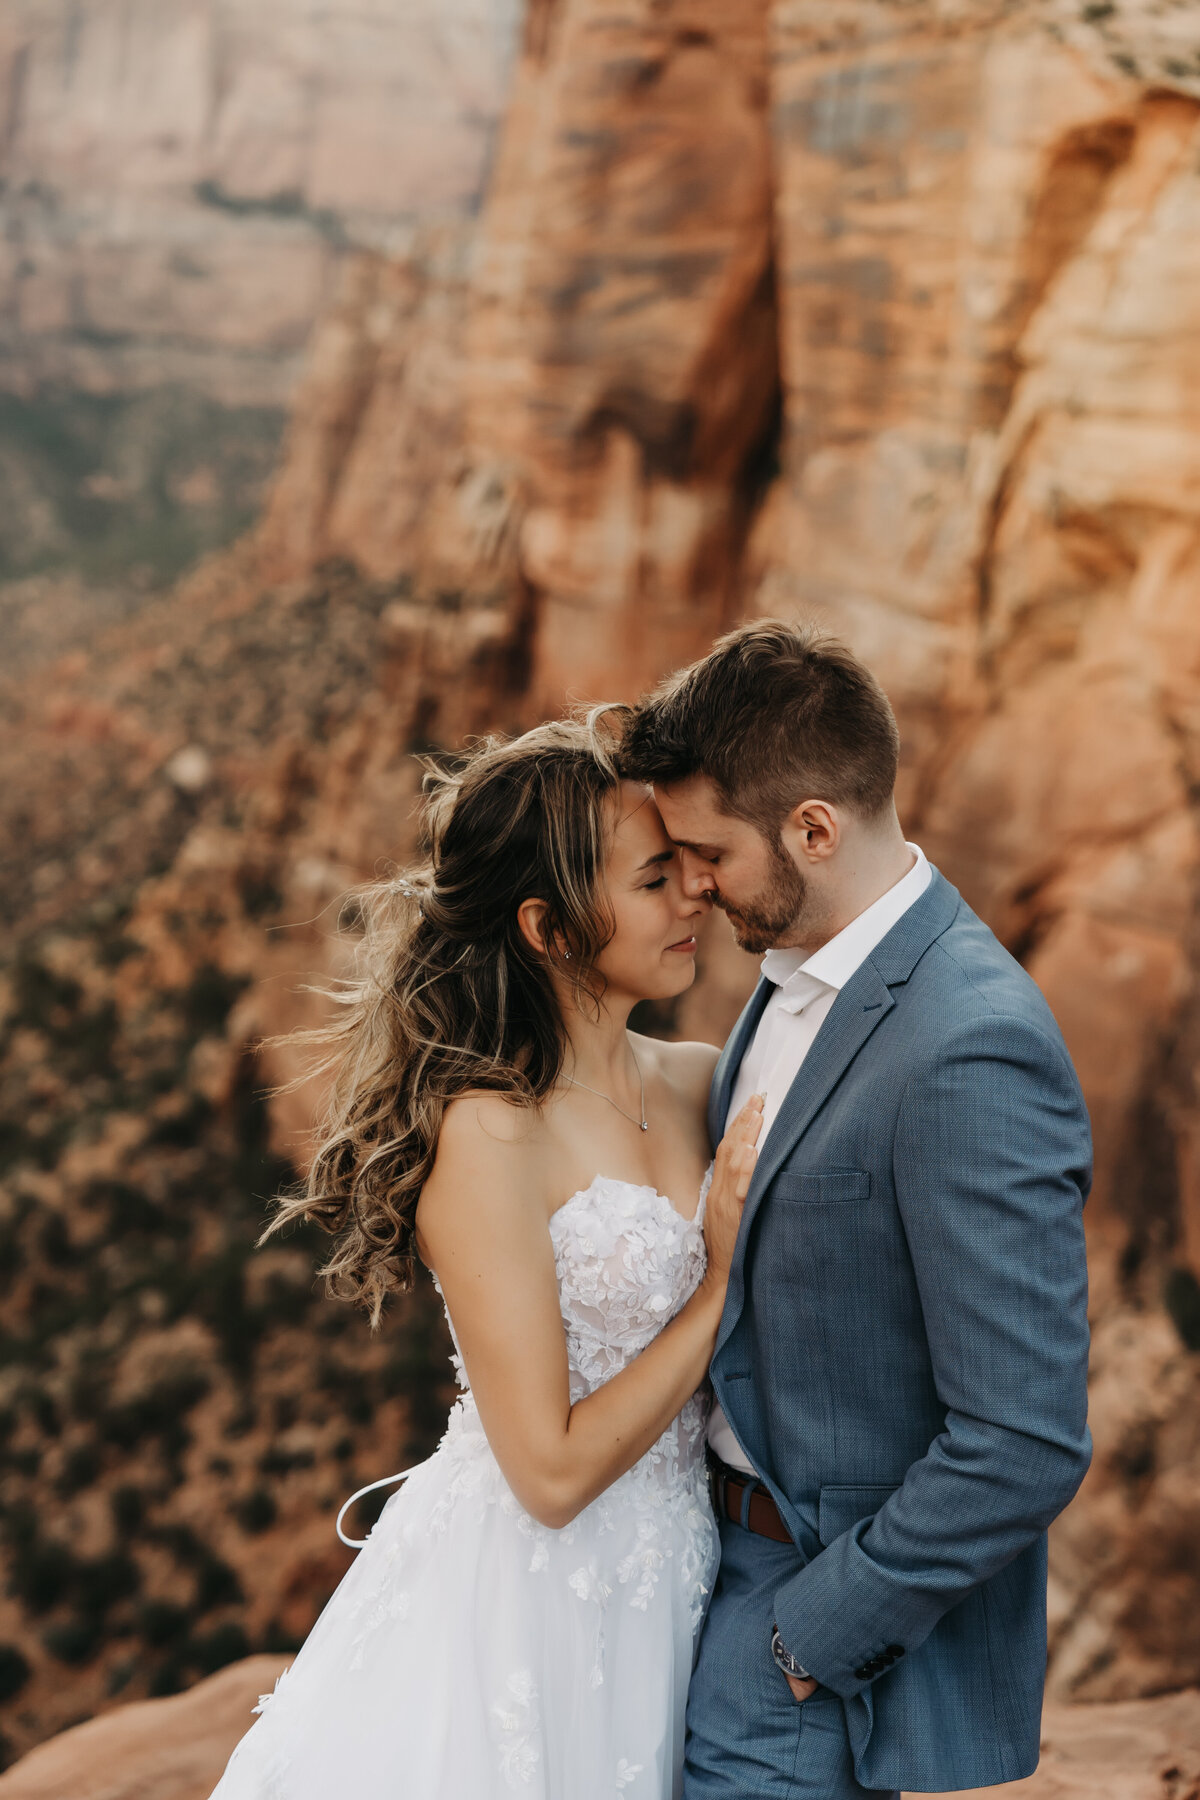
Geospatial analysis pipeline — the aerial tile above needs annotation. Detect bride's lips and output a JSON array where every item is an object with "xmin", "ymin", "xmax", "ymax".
[{"xmin": 665, "ymin": 935, "xmax": 698, "ymax": 953}]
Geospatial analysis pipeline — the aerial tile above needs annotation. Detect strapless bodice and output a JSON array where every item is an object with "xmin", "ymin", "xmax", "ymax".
[{"xmin": 428, "ymin": 1170, "xmax": 713, "ymax": 1522}]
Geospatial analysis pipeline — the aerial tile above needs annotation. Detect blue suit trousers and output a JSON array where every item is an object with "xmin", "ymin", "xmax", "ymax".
[{"xmin": 685, "ymin": 1512, "xmax": 899, "ymax": 1800}]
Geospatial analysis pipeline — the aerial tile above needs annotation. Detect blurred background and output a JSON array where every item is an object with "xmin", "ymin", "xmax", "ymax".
[{"xmin": 1, "ymin": 0, "xmax": 1199, "ymax": 1787}]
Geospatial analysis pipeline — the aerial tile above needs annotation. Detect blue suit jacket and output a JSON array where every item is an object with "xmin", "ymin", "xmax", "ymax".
[{"xmin": 705, "ymin": 868, "xmax": 1092, "ymax": 1792}]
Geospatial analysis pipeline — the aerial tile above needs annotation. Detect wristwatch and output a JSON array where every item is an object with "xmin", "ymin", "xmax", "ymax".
[{"xmin": 770, "ymin": 1623, "xmax": 811, "ymax": 1681}]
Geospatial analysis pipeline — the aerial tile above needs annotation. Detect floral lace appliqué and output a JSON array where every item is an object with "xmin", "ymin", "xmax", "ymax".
[{"xmin": 491, "ymin": 1667, "xmax": 541, "ymax": 1787}]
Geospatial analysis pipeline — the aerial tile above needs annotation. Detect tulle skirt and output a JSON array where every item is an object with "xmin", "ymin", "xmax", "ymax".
[{"xmin": 209, "ymin": 1393, "xmax": 719, "ymax": 1799}]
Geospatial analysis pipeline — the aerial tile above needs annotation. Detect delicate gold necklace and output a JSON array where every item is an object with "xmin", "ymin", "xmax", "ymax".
[{"xmin": 563, "ymin": 1043, "xmax": 648, "ymax": 1131}]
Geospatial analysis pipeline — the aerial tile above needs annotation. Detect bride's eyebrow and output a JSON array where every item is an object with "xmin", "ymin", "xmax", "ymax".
[{"xmin": 634, "ymin": 850, "xmax": 675, "ymax": 873}]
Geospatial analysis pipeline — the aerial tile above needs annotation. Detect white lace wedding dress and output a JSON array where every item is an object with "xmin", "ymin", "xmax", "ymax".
[{"xmin": 209, "ymin": 1171, "xmax": 718, "ymax": 1799}]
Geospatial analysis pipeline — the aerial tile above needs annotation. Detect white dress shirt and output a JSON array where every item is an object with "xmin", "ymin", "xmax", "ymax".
[{"xmin": 707, "ymin": 844, "xmax": 932, "ymax": 1475}]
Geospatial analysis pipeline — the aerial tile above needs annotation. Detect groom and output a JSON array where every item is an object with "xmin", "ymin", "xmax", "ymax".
[{"xmin": 621, "ymin": 621, "xmax": 1092, "ymax": 1798}]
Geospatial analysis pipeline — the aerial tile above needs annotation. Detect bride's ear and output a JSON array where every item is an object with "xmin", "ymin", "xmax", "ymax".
[{"xmin": 517, "ymin": 897, "xmax": 552, "ymax": 959}]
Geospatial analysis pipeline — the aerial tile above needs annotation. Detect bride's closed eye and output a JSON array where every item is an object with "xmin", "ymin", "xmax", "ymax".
[{"xmin": 641, "ymin": 876, "xmax": 669, "ymax": 891}]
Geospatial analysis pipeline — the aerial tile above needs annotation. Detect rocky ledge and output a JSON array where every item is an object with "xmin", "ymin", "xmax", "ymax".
[{"xmin": 0, "ymin": 1656, "xmax": 1194, "ymax": 1800}]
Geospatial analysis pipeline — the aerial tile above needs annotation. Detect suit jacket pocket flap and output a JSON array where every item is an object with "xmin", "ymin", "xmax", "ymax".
[
  {"xmin": 775, "ymin": 1169, "xmax": 871, "ymax": 1204},
  {"xmin": 818, "ymin": 1484, "xmax": 899, "ymax": 1546}
]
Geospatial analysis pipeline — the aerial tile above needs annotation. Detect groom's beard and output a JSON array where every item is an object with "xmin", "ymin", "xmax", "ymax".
[{"xmin": 713, "ymin": 835, "xmax": 808, "ymax": 955}]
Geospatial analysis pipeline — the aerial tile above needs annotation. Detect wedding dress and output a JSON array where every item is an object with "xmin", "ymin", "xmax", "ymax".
[{"xmin": 209, "ymin": 1171, "xmax": 718, "ymax": 1799}]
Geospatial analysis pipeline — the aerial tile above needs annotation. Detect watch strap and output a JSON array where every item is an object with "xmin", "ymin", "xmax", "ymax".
[{"xmin": 770, "ymin": 1623, "xmax": 811, "ymax": 1681}]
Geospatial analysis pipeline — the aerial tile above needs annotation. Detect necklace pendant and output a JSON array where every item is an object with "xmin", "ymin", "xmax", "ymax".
[{"xmin": 640, "ymin": 1120, "xmax": 649, "ymax": 1132}]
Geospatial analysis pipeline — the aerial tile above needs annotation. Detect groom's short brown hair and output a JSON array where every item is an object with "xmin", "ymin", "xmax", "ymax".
[{"xmin": 620, "ymin": 619, "xmax": 900, "ymax": 831}]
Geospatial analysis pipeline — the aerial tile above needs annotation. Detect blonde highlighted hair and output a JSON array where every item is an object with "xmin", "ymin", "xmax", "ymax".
[{"xmin": 264, "ymin": 710, "xmax": 628, "ymax": 1324}]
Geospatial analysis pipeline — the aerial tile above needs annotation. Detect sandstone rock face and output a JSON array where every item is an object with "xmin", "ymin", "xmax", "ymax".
[
  {"xmin": 260, "ymin": 0, "xmax": 782, "ymax": 720},
  {"xmin": 0, "ymin": 1654, "xmax": 286, "ymax": 1799},
  {"xmin": 938, "ymin": 1688, "xmax": 1200, "ymax": 1800},
  {"xmin": 0, "ymin": 0, "xmax": 519, "ymax": 588},
  {"xmin": 0, "ymin": 0, "xmax": 519, "ymax": 402}
]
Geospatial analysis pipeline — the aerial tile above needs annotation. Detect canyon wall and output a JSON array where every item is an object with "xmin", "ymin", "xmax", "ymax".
[
  {"xmin": 3, "ymin": 0, "xmax": 1200, "ymax": 1768},
  {"xmin": 0, "ymin": 0, "xmax": 519, "ymax": 599}
]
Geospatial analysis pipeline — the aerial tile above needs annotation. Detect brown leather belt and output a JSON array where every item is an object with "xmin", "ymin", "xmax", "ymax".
[{"xmin": 707, "ymin": 1453, "xmax": 792, "ymax": 1544}]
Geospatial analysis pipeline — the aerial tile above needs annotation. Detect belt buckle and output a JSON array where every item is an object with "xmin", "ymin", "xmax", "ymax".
[{"xmin": 709, "ymin": 1459, "xmax": 728, "ymax": 1522}]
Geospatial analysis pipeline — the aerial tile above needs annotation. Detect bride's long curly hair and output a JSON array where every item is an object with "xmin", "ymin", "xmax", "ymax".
[{"xmin": 263, "ymin": 710, "xmax": 628, "ymax": 1325}]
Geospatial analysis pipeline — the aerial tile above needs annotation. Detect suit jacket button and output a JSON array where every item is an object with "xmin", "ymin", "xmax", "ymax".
[
  {"xmin": 885, "ymin": 1644, "xmax": 903, "ymax": 1658},
  {"xmin": 854, "ymin": 1665, "xmax": 869, "ymax": 1680}
]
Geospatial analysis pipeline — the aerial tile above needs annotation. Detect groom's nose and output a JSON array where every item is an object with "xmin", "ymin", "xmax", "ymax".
[{"xmin": 679, "ymin": 849, "xmax": 717, "ymax": 898}]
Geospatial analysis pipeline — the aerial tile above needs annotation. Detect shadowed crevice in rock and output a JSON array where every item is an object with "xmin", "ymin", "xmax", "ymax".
[{"xmin": 980, "ymin": 114, "xmax": 1136, "ymax": 430}]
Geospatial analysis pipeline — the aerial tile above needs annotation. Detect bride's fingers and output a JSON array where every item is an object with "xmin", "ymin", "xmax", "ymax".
[
  {"xmin": 731, "ymin": 1095, "xmax": 764, "ymax": 1139},
  {"xmin": 712, "ymin": 1142, "xmax": 758, "ymax": 1211},
  {"xmin": 732, "ymin": 1143, "xmax": 757, "ymax": 1202},
  {"xmin": 716, "ymin": 1098, "xmax": 764, "ymax": 1170}
]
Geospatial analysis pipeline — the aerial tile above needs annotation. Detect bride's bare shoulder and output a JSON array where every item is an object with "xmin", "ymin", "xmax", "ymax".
[
  {"xmin": 420, "ymin": 1094, "xmax": 557, "ymax": 1281},
  {"xmin": 439, "ymin": 1090, "xmax": 539, "ymax": 1149},
  {"xmin": 417, "ymin": 1093, "xmax": 549, "ymax": 1270},
  {"xmin": 632, "ymin": 1034, "xmax": 721, "ymax": 1108},
  {"xmin": 421, "ymin": 1093, "xmax": 541, "ymax": 1208}
]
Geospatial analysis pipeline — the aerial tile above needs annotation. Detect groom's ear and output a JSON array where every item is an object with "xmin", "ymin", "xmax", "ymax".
[{"xmin": 782, "ymin": 799, "xmax": 839, "ymax": 863}]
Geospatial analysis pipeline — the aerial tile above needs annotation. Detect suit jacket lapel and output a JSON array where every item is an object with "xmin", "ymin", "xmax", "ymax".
[
  {"xmin": 707, "ymin": 975, "xmax": 773, "ymax": 1145},
  {"xmin": 715, "ymin": 961, "xmax": 895, "ymax": 1357},
  {"xmin": 713, "ymin": 867, "xmax": 963, "ymax": 1359}
]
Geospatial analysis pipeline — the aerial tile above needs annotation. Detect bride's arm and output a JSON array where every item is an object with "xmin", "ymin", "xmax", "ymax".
[{"xmin": 415, "ymin": 1093, "xmax": 759, "ymax": 1530}]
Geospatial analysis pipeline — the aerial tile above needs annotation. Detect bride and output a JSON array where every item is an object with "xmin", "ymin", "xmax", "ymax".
[{"xmin": 209, "ymin": 713, "xmax": 762, "ymax": 1800}]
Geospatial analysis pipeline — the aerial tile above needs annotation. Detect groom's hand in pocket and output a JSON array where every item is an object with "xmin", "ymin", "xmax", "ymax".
[{"xmin": 783, "ymin": 1672, "xmax": 818, "ymax": 1704}]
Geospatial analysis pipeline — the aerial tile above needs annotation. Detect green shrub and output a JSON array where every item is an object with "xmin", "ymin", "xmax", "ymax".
[
  {"xmin": 234, "ymin": 1486, "xmax": 277, "ymax": 1534},
  {"xmin": 42, "ymin": 1616, "xmax": 101, "ymax": 1665},
  {"xmin": 188, "ymin": 1621, "xmax": 249, "ymax": 1674},
  {"xmin": 75, "ymin": 1552, "xmax": 140, "ymax": 1617},
  {"xmin": 29, "ymin": 1390, "xmax": 60, "ymax": 1436},
  {"xmin": 9, "ymin": 1539, "xmax": 78, "ymax": 1614},
  {"xmin": 137, "ymin": 1599, "xmax": 188, "ymax": 1648},
  {"xmin": 156, "ymin": 1522, "xmax": 205, "ymax": 1564},
  {"xmin": 38, "ymin": 1212, "xmax": 77, "ymax": 1267},
  {"xmin": 201, "ymin": 1252, "xmax": 262, "ymax": 1373},
  {"xmin": 93, "ymin": 1180, "xmax": 166, "ymax": 1239},
  {"xmin": 181, "ymin": 966, "xmax": 247, "ymax": 1035},
  {"xmin": 56, "ymin": 1442, "xmax": 100, "ymax": 1496},
  {"xmin": 147, "ymin": 1655, "xmax": 186, "ymax": 1697},
  {"xmin": 109, "ymin": 1484, "xmax": 145, "ymax": 1537},
  {"xmin": 100, "ymin": 1369, "xmax": 210, "ymax": 1450},
  {"xmin": 194, "ymin": 1554, "xmax": 242, "ymax": 1613},
  {"xmin": 0, "ymin": 1644, "xmax": 30, "ymax": 1703},
  {"xmin": 260, "ymin": 1617, "xmax": 302, "ymax": 1655},
  {"xmin": 259, "ymin": 1443, "xmax": 314, "ymax": 1475},
  {"xmin": 107, "ymin": 1657, "xmax": 136, "ymax": 1696},
  {"xmin": 1165, "ymin": 1266, "xmax": 1200, "ymax": 1352}
]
